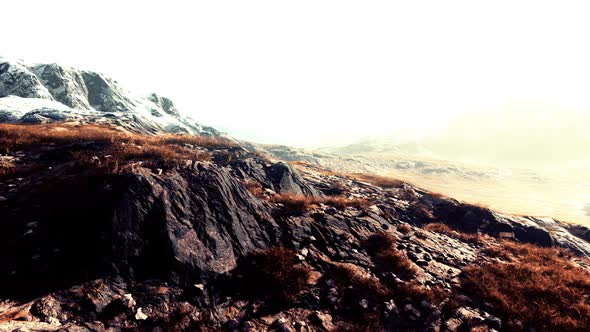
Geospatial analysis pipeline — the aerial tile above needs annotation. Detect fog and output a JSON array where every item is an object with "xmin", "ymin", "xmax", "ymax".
[
  {"xmin": 2, "ymin": 1, "xmax": 590, "ymax": 223},
  {"xmin": 3, "ymin": 1, "xmax": 590, "ymax": 150}
]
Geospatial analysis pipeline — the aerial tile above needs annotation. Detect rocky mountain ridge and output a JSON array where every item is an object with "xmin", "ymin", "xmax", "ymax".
[{"xmin": 0, "ymin": 58, "xmax": 218, "ymax": 136}]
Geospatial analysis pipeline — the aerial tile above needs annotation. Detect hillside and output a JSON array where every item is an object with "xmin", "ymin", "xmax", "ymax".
[
  {"xmin": 0, "ymin": 123, "xmax": 590, "ymax": 331},
  {"xmin": 1, "ymin": 61, "xmax": 590, "ymax": 331}
]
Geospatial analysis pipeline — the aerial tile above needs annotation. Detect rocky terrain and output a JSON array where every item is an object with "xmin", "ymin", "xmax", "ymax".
[
  {"xmin": 1, "ymin": 61, "xmax": 590, "ymax": 331},
  {"xmin": 261, "ymin": 143, "xmax": 590, "ymax": 227}
]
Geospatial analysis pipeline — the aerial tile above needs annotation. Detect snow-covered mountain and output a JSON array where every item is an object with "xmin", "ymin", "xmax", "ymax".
[{"xmin": 0, "ymin": 57, "xmax": 218, "ymax": 135}]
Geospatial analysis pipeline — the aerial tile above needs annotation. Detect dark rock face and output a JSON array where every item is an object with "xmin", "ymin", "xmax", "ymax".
[
  {"xmin": 265, "ymin": 162, "xmax": 321, "ymax": 196},
  {"xmin": 110, "ymin": 164, "xmax": 279, "ymax": 279},
  {"xmin": 81, "ymin": 71, "xmax": 137, "ymax": 113},
  {"xmin": 425, "ymin": 195, "xmax": 585, "ymax": 252},
  {"xmin": 31, "ymin": 64, "xmax": 93, "ymax": 110},
  {"xmin": 0, "ymin": 60, "xmax": 53, "ymax": 99},
  {"xmin": 0, "ymin": 161, "xmax": 283, "ymax": 297},
  {"xmin": 232, "ymin": 158, "xmax": 321, "ymax": 196},
  {"xmin": 148, "ymin": 93, "xmax": 180, "ymax": 117}
]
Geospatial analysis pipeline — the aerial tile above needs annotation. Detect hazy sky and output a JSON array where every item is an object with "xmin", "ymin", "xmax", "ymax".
[{"xmin": 3, "ymin": 1, "xmax": 590, "ymax": 150}]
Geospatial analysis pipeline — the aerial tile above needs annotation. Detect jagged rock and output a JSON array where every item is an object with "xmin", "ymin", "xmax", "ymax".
[
  {"xmin": 445, "ymin": 318, "xmax": 463, "ymax": 332},
  {"xmin": 273, "ymin": 317, "xmax": 295, "ymax": 332},
  {"xmin": 122, "ymin": 294, "xmax": 136, "ymax": 309},
  {"xmin": 31, "ymin": 296, "xmax": 61, "ymax": 322},
  {"xmin": 148, "ymin": 93, "xmax": 180, "ymax": 117},
  {"xmin": 309, "ymin": 311, "xmax": 333, "ymax": 330},
  {"xmin": 403, "ymin": 303, "xmax": 421, "ymax": 319},
  {"xmin": 31, "ymin": 63, "xmax": 92, "ymax": 110},
  {"xmin": 0, "ymin": 59, "xmax": 53, "ymax": 99},
  {"xmin": 383, "ymin": 299, "xmax": 398, "ymax": 316},
  {"xmin": 265, "ymin": 162, "xmax": 320, "ymax": 196},
  {"xmin": 109, "ymin": 165, "xmax": 280, "ymax": 277},
  {"xmin": 135, "ymin": 307, "xmax": 148, "ymax": 320},
  {"xmin": 0, "ymin": 96, "xmax": 79, "ymax": 124},
  {"xmin": 483, "ymin": 313, "xmax": 502, "ymax": 330}
]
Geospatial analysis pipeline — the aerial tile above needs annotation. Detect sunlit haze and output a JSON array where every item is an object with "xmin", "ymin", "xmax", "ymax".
[
  {"xmin": 3, "ymin": 1, "xmax": 590, "ymax": 224},
  {"xmin": 3, "ymin": 1, "xmax": 590, "ymax": 153}
]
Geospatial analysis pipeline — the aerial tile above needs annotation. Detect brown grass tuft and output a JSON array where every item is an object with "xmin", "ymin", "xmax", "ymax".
[
  {"xmin": 0, "ymin": 123, "xmax": 235, "ymax": 173},
  {"xmin": 349, "ymin": 173, "xmax": 405, "ymax": 189},
  {"xmin": 242, "ymin": 247, "xmax": 311, "ymax": 303},
  {"xmin": 397, "ymin": 224, "xmax": 412, "ymax": 234},
  {"xmin": 0, "ymin": 158, "xmax": 16, "ymax": 178},
  {"xmin": 365, "ymin": 232, "xmax": 418, "ymax": 279},
  {"xmin": 0, "ymin": 306, "xmax": 30, "ymax": 323},
  {"xmin": 409, "ymin": 202, "xmax": 435, "ymax": 222},
  {"xmin": 463, "ymin": 241, "xmax": 590, "ymax": 330},
  {"xmin": 331, "ymin": 262, "xmax": 391, "ymax": 300},
  {"xmin": 243, "ymin": 179, "xmax": 264, "ymax": 198},
  {"xmin": 424, "ymin": 222, "xmax": 484, "ymax": 245},
  {"xmin": 269, "ymin": 193, "xmax": 370, "ymax": 213}
]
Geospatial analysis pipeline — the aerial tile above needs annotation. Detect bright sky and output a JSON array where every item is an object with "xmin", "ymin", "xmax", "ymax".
[{"xmin": 2, "ymin": 1, "xmax": 590, "ymax": 150}]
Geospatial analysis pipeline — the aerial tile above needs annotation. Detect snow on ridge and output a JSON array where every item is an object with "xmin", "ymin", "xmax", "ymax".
[{"xmin": 0, "ymin": 57, "xmax": 218, "ymax": 135}]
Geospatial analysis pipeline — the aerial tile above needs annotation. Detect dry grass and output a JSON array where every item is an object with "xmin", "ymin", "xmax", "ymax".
[
  {"xmin": 397, "ymin": 282, "xmax": 447, "ymax": 303},
  {"xmin": 288, "ymin": 163, "xmax": 405, "ymax": 190},
  {"xmin": 287, "ymin": 160, "xmax": 310, "ymax": 167},
  {"xmin": 270, "ymin": 193, "xmax": 370, "ymax": 213},
  {"xmin": 331, "ymin": 262, "xmax": 390, "ymax": 300},
  {"xmin": 409, "ymin": 202, "xmax": 435, "ymax": 222},
  {"xmin": 463, "ymin": 241, "xmax": 590, "ymax": 330},
  {"xmin": 330, "ymin": 262, "xmax": 391, "ymax": 328},
  {"xmin": 0, "ymin": 123, "xmax": 235, "ymax": 151},
  {"xmin": 365, "ymin": 232, "xmax": 418, "ymax": 279},
  {"xmin": 397, "ymin": 223, "xmax": 412, "ymax": 234},
  {"xmin": 0, "ymin": 158, "xmax": 16, "ymax": 178},
  {"xmin": 0, "ymin": 123, "xmax": 238, "ymax": 172},
  {"xmin": 349, "ymin": 173, "xmax": 405, "ymax": 189},
  {"xmin": 243, "ymin": 179, "xmax": 264, "ymax": 198},
  {"xmin": 0, "ymin": 306, "xmax": 30, "ymax": 323},
  {"xmin": 424, "ymin": 222, "xmax": 484, "ymax": 245},
  {"xmin": 0, "ymin": 123, "xmax": 121, "ymax": 151},
  {"xmin": 426, "ymin": 190, "xmax": 446, "ymax": 198},
  {"xmin": 242, "ymin": 247, "xmax": 311, "ymax": 303}
]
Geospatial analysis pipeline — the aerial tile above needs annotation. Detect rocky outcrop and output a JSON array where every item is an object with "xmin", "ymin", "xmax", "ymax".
[
  {"xmin": 0, "ymin": 161, "xmax": 281, "ymax": 297},
  {"xmin": 31, "ymin": 63, "xmax": 93, "ymax": 110},
  {"xmin": 110, "ymin": 164, "xmax": 280, "ymax": 279},
  {"xmin": 231, "ymin": 158, "xmax": 321, "ymax": 196},
  {"xmin": 80, "ymin": 71, "xmax": 138, "ymax": 113},
  {"xmin": 148, "ymin": 93, "xmax": 180, "ymax": 117},
  {"xmin": 419, "ymin": 194, "xmax": 590, "ymax": 256},
  {"xmin": 0, "ymin": 60, "xmax": 54, "ymax": 100}
]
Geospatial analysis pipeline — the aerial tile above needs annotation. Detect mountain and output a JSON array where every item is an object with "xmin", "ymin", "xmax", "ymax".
[
  {"xmin": 0, "ymin": 58, "xmax": 218, "ymax": 136},
  {"xmin": 1, "ymin": 61, "xmax": 590, "ymax": 331}
]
